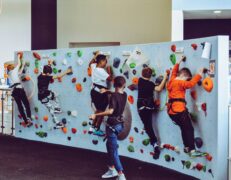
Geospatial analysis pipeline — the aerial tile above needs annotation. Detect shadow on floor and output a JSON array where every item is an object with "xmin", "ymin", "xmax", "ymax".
[{"xmin": 0, "ymin": 135, "xmax": 198, "ymax": 180}]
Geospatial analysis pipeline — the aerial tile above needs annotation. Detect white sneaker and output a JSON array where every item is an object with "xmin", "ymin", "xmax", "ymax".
[
  {"xmin": 116, "ymin": 173, "xmax": 126, "ymax": 180},
  {"xmin": 88, "ymin": 127, "xmax": 94, "ymax": 134},
  {"xmin": 102, "ymin": 168, "xmax": 118, "ymax": 178}
]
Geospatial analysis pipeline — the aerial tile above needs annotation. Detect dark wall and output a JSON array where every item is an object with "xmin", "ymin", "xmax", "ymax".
[
  {"xmin": 184, "ymin": 19, "xmax": 231, "ymax": 40},
  {"xmin": 32, "ymin": 0, "xmax": 57, "ymax": 50}
]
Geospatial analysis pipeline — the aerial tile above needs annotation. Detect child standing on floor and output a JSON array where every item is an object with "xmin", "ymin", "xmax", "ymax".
[
  {"xmin": 37, "ymin": 60, "xmax": 72, "ymax": 129},
  {"xmin": 8, "ymin": 53, "xmax": 32, "ymax": 127},
  {"xmin": 167, "ymin": 56, "xmax": 204, "ymax": 156},
  {"xmin": 137, "ymin": 67, "xmax": 168, "ymax": 159},
  {"xmin": 90, "ymin": 76, "xmax": 127, "ymax": 180},
  {"xmin": 89, "ymin": 53, "xmax": 113, "ymax": 136}
]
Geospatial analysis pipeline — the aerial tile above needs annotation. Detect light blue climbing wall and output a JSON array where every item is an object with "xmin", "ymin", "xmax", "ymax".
[{"xmin": 15, "ymin": 36, "xmax": 229, "ymax": 180}]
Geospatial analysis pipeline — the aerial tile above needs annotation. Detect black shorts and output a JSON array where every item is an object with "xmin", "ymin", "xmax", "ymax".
[{"xmin": 91, "ymin": 89, "xmax": 109, "ymax": 111}]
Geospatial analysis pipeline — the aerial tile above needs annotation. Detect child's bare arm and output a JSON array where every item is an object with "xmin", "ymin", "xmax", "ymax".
[
  {"xmin": 155, "ymin": 73, "xmax": 168, "ymax": 92},
  {"xmin": 17, "ymin": 54, "xmax": 25, "ymax": 75},
  {"xmin": 180, "ymin": 68, "xmax": 203, "ymax": 89},
  {"xmin": 53, "ymin": 68, "xmax": 72, "ymax": 79},
  {"xmin": 89, "ymin": 108, "xmax": 114, "ymax": 120}
]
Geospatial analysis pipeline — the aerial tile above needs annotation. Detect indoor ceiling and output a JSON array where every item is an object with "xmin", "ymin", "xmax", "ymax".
[{"xmin": 184, "ymin": 10, "xmax": 231, "ymax": 19}]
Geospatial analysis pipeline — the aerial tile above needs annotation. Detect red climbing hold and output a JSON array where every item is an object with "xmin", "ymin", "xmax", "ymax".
[
  {"xmin": 195, "ymin": 163, "xmax": 204, "ymax": 171},
  {"xmin": 129, "ymin": 136, "xmax": 134, "ymax": 143},
  {"xmin": 34, "ymin": 68, "xmax": 39, "ymax": 74},
  {"xmin": 71, "ymin": 128, "xmax": 77, "ymax": 134},
  {"xmin": 33, "ymin": 52, "xmax": 41, "ymax": 60},
  {"xmin": 128, "ymin": 95, "xmax": 134, "ymax": 104},
  {"xmin": 43, "ymin": 115, "xmax": 48, "ymax": 122},
  {"xmin": 35, "ymin": 124, "xmax": 39, "ymax": 129},
  {"xmin": 201, "ymin": 103, "xmax": 207, "ymax": 116},
  {"xmin": 171, "ymin": 45, "xmax": 176, "ymax": 52},
  {"xmin": 206, "ymin": 154, "xmax": 213, "ymax": 161},
  {"xmin": 132, "ymin": 77, "xmax": 139, "ymax": 85},
  {"xmin": 190, "ymin": 90, "xmax": 197, "ymax": 100},
  {"xmin": 83, "ymin": 130, "xmax": 87, "ymax": 134},
  {"xmin": 35, "ymin": 115, "xmax": 39, "ymax": 120},
  {"xmin": 191, "ymin": 44, "xmax": 198, "ymax": 50},
  {"xmin": 72, "ymin": 77, "xmax": 77, "ymax": 83},
  {"xmin": 166, "ymin": 69, "xmax": 171, "ymax": 76},
  {"xmin": 58, "ymin": 77, "xmax": 62, "ymax": 82}
]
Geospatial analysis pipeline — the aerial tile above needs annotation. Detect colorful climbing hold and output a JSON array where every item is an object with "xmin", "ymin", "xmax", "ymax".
[
  {"xmin": 170, "ymin": 54, "xmax": 176, "ymax": 65},
  {"xmin": 43, "ymin": 115, "xmax": 48, "ymax": 122},
  {"xmin": 123, "ymin": 71, "xmax": 129, "ymax": 79},
  {"xmin": 134, "ymin": 127, "xmax": 139, "ymax": 133},
  {"xmin": 62, "ymin": 127, "xmax": 68, "ymax": 134},
  {"xmin": 197, "ymin": 80, "xmax": 202, "ymax": 86},
  {"xmin": 87, "ymin": 67, "xmax": 92, "ymax": 77},
  {"xmin": 132, "ymin": 77, "xmax": 139, "ymax": 85},
  {"xmin": 67, "ymin": 136, "xmax": 71, "ymax": 141},
  {"xmin": 202, "ymin": 77, "xmax": 213, "ymax": 93},
  {"xmin": 205, "ymin": 154, "xmax": 213, "ymax": 161},
  {"xmin": 128, "ymin": 95, "xmax": 134, "ymax": 104},
  {"xmin": 195, "ymin": 137, "xmax": 203, "ymax": 148},
  {"xmin": 129, "ymin": 136, "xmax": 134, "ymax": 143},
  {"xmin": 201, "ymin": 103, "xmax": 207, "ymax": 116},
  {"xmin": 62, "ymin": 59, "xmax": 67, "ymax": 65},
  {"xmin": 36, "ymin": 131, "xmax": 47, "ymax": 138},
  {"xmin": 185, "ymin": 161, "xmax": 191, "ymax": 169},
  {"xmin": 53, "ymin": 68, "xmax": 58, "ymax": 74},
  {"xmin": 195, "ymin": 163, "xmax": 204, "ymax": 171},
  {"xmin": 83, "ymin": 77, "xmax": 87, "ymax": 82},
  {"xmin": 191, "ymin": 44, "xmax": 198, "ymax": 50},
  {"xmin": 58, "ymin": 69, "xmax": 62, "ymax": 73},
  {"xmin": 83, "ymin": 130, "xmax": 87, "ymax": 134},
  {"xmin": 62, "ymin": 118, "xmax": 67, "ymax": 124},
  {"xmin": 92, "ymin": 139, "xmax": 98, "ymax": 145},
  {"xmin": 58, "ymin": 77, "xmax": 62, "ymax": 82},
  {"xmin": 52, "ymin": 52, "xmax": 57, "ymax": 57},
  {"xmin": 129, "ymin": 63, "xmax": 136, "ymax": 69},
  {"xmin": 34, "ymin": 107, "xmax": 39, "ymax": 113},
  {"xmin": 34, "ymin": 68, "xmax": 39, "ymax": 74},
  {"xmin": 164, "ymin": 154, "xmax": 171, "ymax": 162},
  {"xmin": 127, "ymin": 145, "xmax": 135, "ymax": 152},
  {"xmin": 71, "ymin": 110, "xmax": 78, "ymax": 117},
  {"xmin": 208, "ymin": 169, "xmax": 214, "ymax": 177},
  {"xmin": 25, "ymin": 62, "xmax": 30, "ymax": 67},
  {"xmin": 142, "ymin": 139, "xmax": 150, "ymax": 146},
  {"xmin": 190, "ymin": 90, "xmax": 197, "ymax": 100},
  {"xmin": 71, "ymin": 128, "xmax": 77, "ymax": 134},
  {"xmin": 17, "ymin": 52, "xmax": 23, "ymax": 59},
  {"xmin": 67, "ymin": 111, "xmax": 71, "ymax": 116},
  {"xmin": 77, "ymin": 50, "xmax": 83, "ymax": 57},
  {"xmin": 113, "ymin": 57, "xmax": 121, "ymax": 68},
  {"xmin": 82, "ymin": 121, "xmax": 88, "ymax": 127},
  {"xmin": 171, "ymin": 45, "xmax": 176, "ymax": 52},
  {"xmin": 33, "ymin": 52, "xmax": 41, "ymax": 60},
  {"xmin": 67, "ymin": 52, "xmax": 72, "ymax": 57},
  {"xmin": 132, "ymin": 69, "xmax": 137, "ymax": 75},
  {"xmin": 76, "ymin": 83, "xmax": 82, "ymax": 92},
  {"xmin": 140, "ymin": 149, "xmax": 144, "ymax": 154},
  {"xmin": 35, "ymin": 124, "xmax": 39, "ymax": 129},
  {"xmin": 72, "ymin": 77, "xmax": 77, "ymax": 83}
]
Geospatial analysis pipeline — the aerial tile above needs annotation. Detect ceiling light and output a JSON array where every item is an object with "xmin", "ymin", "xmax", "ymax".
[{"xmin": 214, "ymin": 10, "xmax": 222, "ymax": 14}]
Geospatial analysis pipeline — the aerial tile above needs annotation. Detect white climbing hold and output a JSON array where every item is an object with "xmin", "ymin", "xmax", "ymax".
[
  {"xmin": 62, "ymin": 59, "xmax": 67, "ymax": 65},
  {"xmin": 77, "ymin": 58, "xmax": 83, "ymax": 66},
  {"xmin": 71, "ymin": 110, "xmax": 78, "ymax": 117},
  {"xmin": 31, "ymin": 115, "xmax": 35, "ymax": 120},
  {"xmin": 122, "ymin": 51, "xmax": 132, "ymax": 56},
  {"xmin": 174, "ymin": 146, "xmax": 180, "ymax": 153}
]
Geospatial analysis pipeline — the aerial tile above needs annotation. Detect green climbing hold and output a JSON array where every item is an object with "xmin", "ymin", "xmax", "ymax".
[
  {"xmin": 164, "ymin": 154, "xmax": 171, "ymax": 162},
  {"xmin": 190, "ymin": 112, "xmax": 198, "ymax": 122},
  {"xmin": 127, "ymin": 145, "xmax": 135, "ymax": 152},
  {"xmin": 34, "ymin": 107, "xmax": 38, "ymax": 113},
  {"xmin": 82, "ymin": 121, "xmax": 88, "ymax": 127},
  {"xmin": 152, "ymin": 68, "xmax": 156, "ymax": 77},
  {"xmin": 142, "ymin": 139, "xmax": 150, "ymax": 146},
  {"xmin": 67, "ymin": 52, "xmax": 72, "ymax": 57},
  {"xmin": 185, "ymin": 161, "xmax": 191, "ymax": 169},
  {"xmin": 35, "ymin": 59, "xmax": 39, "ymax": 68},
  {"xmin": 120, "ymin": 68, "xmax": 123, "ymax": 74},
  {"xmin": 170, "ymin": 54, "xmax": 176, "ymax": 65},
  {"xmin": 202, "ymin": 166, "xmax": 206, "ymax": 172},
  {"xmin": 53, "ymin": 68, "xmax": 58, "ymax": 74},
  {"xmin": 52, "ymin": 52, "xmax": 57, "ymax": 57},
  {"xmin": 77, "ymin": 50, "xmax": 83, "ymax": 57},
  {"xmin": 36, "ymin": 131, "xmax": 47, "ymax": 138},
  {"xmin": 25, "ymin": 62, "xmax": 30, "ymax": 67},
  {"xmin": 67, "ymin": 111, "xmax": 71, "ymax": 116},
  {"xmin": 129, "ymin": 63, "xmax": 136, "ymax": 69}
]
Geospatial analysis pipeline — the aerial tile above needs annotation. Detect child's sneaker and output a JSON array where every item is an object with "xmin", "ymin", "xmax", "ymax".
[
  {"xmin": 102, "ymin": 167, "xmax": 118, "ymax": 178},
  {"xmin": 55, "ymin": 122, "xmax": 64, "ymax": 129},
  {"xmin": 88, "ymin": 127, "xmax": 94, "ymax": 134},
  {"xmin": 116, "ymin": 173, "xmax": 126, "ymax": 180},
  {"xmin": 153, "ymin": 146, "xmax": 161, "ymax": 160},
  {"xmin": 93, "ymin": 129, "xmax": 105, "ymax": 137},
  {"xmin": 189, "ymin": 150, "xmax": 207, "ymax": 157},
  {"xmin": 184, "ymin": 147, "xmax": 190, "ymax": 154},
  {"xmin": 54, "ymin": 108, "xmax": 62, "ymax": 114},
  {"xmin": 26, "ymin": 120, "xmax": 33, "ymax": 127}
]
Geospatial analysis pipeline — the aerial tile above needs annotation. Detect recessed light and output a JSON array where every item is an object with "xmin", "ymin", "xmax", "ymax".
[{"xmin": 214, "ymin": 10, "xmax": 222, "ymax": 14}]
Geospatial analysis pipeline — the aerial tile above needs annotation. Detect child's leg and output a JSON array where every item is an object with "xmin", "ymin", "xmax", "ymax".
[
  {"xmin": 138, "ymin": 109, "xmax": 157, "ymax": 145},
  {"xmin": 43, "ymin": 100, "xmax": 59, "ymax": 124},
  {"xmin": 106, "ymin": 124, "xmax": 124, "ymax": 172},
  {"xmin": 20, "ymin": 89, "xmax": 32, "ymax": 119},
  {"xmin": 50, "ymin": 91, "xmax": 61, "ymax": 109},
  {"xmin": 13, "ymin": 91, "xmax": 28, "ymax": 123}
]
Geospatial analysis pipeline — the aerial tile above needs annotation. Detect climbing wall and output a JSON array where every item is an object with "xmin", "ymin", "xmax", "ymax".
[{"xmin": 15, "ymin": 36, "xmax": 229, "ymax": 180}]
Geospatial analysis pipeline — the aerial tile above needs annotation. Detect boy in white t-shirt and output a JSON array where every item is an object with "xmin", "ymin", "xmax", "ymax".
[{"xmin": 89, "ymin": 54, "xmax": 113, "ymax": 136}]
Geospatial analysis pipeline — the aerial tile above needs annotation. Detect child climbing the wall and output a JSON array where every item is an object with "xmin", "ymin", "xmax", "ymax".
[
  {"xmin": 137, "ymin": 67, "xmax": 168, "ymax": 159},
  {"xmin": 38, "ymin": 60, "xmax": 73, "ymax": 129},
  {"xmin": 88, "ymin": 52, "xmax": 113, "ymax": 136},
  {"xmin": 89, "ymin": 76, "xmax": 127, "ymax": 180},
  {"xmin": 167, "ymin": 56, "xmax": 204, "ymax": 156},
  {"xmin": 8, "ymin": 53, "xmax": 33, "ymax": 127}
]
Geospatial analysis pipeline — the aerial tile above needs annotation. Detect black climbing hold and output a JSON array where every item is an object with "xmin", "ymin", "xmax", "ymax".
[
  {"xmin": 197, "ymin": 80, "xmax": 202, "ymax": 86},
  {"xmin": 120, "ymin": 69, "xmax": 123, "ymax": 74},
  {"xmin": 153, "ymin": 146, "xmax": 161, "ymax": 160},
  {"xmin": 164, "ymin": 154, "xmax": 171, "ymax": 162},
  {"xmin": 88, "ymin": 122, "xmax": 92, "ymax": 125},
  {"xmin": 67, "ymin": 111, "xmax": 71, "ymax": 116},
  {"xmin": 143, "ymin": 64, "xmax": 148, "ymax": 68},
  {"xmin": 19, "ymin": 130, "xmax": 22, "ymax": 133},
  {"xmin": 40, "ymin": 125, "xmax": 43, "ymax": 128},
  {"xmin": 134, "ymin": 127, "xmax": 139, "ymax": 133},
  {"xmin": 62, "ymin": 118, "xmax": 67, "ymax": 124},
  {"xmin": 171, "ymin": 157, "xmax": 175, "ymax": 161},
  {"xmin": 113, "ymin": 57, "xmax": 121, "ymax": 68},
  {"xmin": 132, "ymin": 69, "xmax": 136, "ymax": 75},
  {"xmin": 92, "ymin": 140, "xmax": 98, "ymax": 145},
  {"xmin": 58, "ymin": 69, "xmax": 62, "ymax": 73},
  {"xmin": 83, "ymin": 77, "xmax": 87, "ymax": 82},
  {"xmin": 123, "ymin": 71, "xmax": 129, "ymax": 79},
  {"xmin": 195, "ymin": 137, "xmax": 203, "ymax": 148},
  {"xmin": 67, "ymin": 136, "xmax": 71, "ymax": 141}
]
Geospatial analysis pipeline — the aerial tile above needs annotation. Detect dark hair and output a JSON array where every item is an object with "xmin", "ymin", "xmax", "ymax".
[
  {"xmin": 43, "ymin": 65, "xmax": 52, "ymax": 74},
  {"xmin": 96, "ymin": 54, "xmax": 107, "ymax": 64},
  {"xmin": 142, "ymin": 67, "xmax": 152, "ymax": 79},
  {"xmin": 114, "ymin": 76, "xmax": 126, "ymax": 88},
  {"xmin": 179, "ymin": 67, "xmax": 192, "ymax": 80}
]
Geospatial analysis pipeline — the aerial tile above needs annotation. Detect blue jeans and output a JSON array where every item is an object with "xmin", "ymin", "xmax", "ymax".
[{"xmin": 106, "ymin": 123, "xmax": 124, "ymax": 172}]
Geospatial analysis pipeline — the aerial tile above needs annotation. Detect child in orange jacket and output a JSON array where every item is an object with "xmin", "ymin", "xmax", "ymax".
[{"xmin": 167, "ymin": 56, "xmax": 203, "ymax": 156}]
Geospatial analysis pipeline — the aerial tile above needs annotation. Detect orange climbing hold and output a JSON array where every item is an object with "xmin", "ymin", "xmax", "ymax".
[
  {"xmin": 58, "ymin": 77, "xmax": 62, "ymax": 82},
  {"xmin": 23, "ymin": 76, "xmax": 31, "ymax": 81},
  {"xmin": 190, "ymin": 90, "xmax": 197, "ymax": 100},
  {"xmin": 62, "ymin": 127, "xmax": 68, "ymax": 134},
  {"xmin": 43, "ymin": 115, "xmax": 48, "ymax": 122},
  {"xmin": 34, "ymin": 68, "xmax": 39, "ymax": 74},
  {"xmin": 128, "ymin": 95, "xmax": 134, "ymax": 104},
  {"xmin": 87, "ymin": 67, "xmax": 92, "ymax": 77},
  {"xmin": 132, "ymin": 77, "xmax": 139, "ymax": 85},
  {"xmin": 76, "ymin": 83, "xmax": 82, "ymax": 92},
  {"xmin": 202, "ymin": 77, "xmax": 213, "ymax": 92},
  {"xmin": 33, "ymin": 52, "xmax": 41, "ymax": 60}
]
